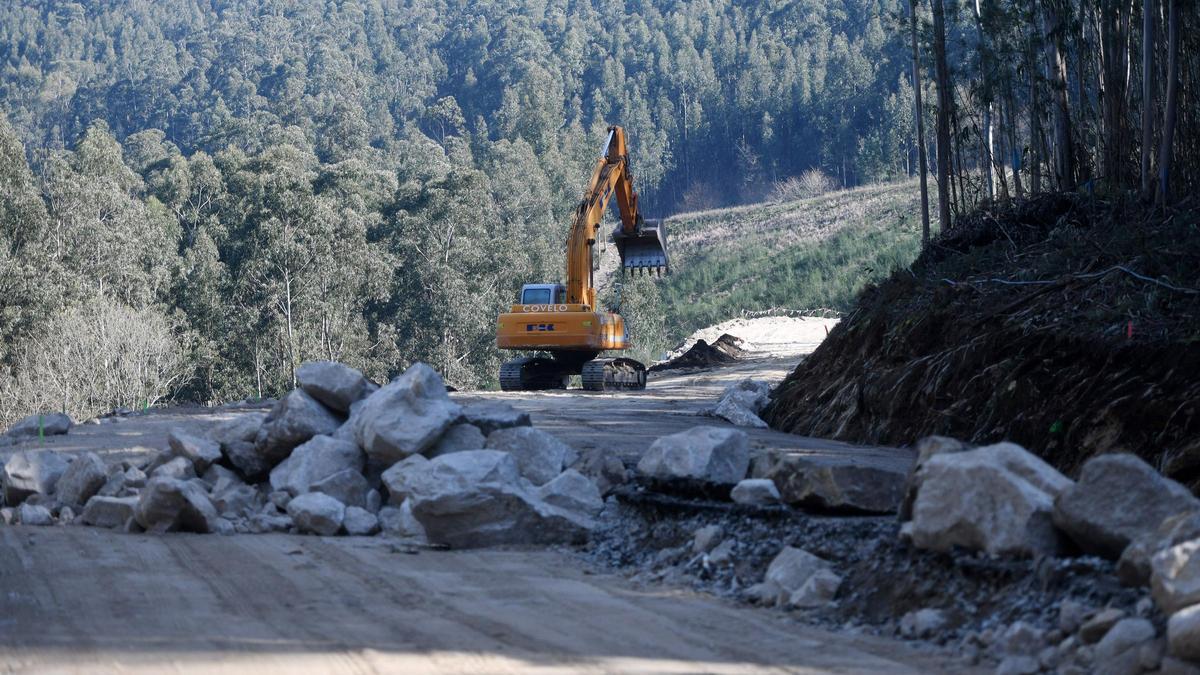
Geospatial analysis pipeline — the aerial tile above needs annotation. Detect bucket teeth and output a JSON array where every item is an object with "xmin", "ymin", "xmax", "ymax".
[{"xmin": 612, "ymin": 219, "xmax": 669, "ymax": 276}]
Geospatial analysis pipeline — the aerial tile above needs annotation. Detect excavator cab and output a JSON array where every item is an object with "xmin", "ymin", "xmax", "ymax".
[
  {"xmin": 519, "ymin": 283, "xmax": 566, "ymax": 306},
  {"xmin": 612, "ymin": 218, "xmax": 669, "ymax": 276}
]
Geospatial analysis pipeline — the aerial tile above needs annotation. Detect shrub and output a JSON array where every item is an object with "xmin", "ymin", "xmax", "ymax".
[{"xmin": 770, "ymin": 169, "xmax": 838, "ymax": 203}]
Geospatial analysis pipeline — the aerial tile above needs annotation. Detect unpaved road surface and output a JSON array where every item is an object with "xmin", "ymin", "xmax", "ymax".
[
  {"xmin": 1, "ymin": 343, "xmax": 931, "ymax": 674},
  {"xmin": 0, "ymin": 527, "xmax": 964, "ymax": 674}
]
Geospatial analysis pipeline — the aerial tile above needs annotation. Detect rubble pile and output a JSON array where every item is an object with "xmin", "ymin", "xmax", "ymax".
[
  {"xmin": 649, "ymin": 334, "xmax": 747, "ymax": 372},
  {"xmin": 0, "ymin": 361, "xmax": 608, "ymax": 547}
]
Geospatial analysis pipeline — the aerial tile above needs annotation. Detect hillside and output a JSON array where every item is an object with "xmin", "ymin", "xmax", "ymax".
[
  {"xmin": 764, "ymin": 193, "xmax": 1200, "ymax": 486},
  {"xmin": 653, "ymin": 181, "xmax": 924, "ymax": 346}
]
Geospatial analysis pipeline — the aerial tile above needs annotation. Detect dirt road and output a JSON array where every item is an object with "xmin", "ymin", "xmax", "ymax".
[{"xmin": 0, "ymin": 527, "xmax": 965, "ymax": 674}]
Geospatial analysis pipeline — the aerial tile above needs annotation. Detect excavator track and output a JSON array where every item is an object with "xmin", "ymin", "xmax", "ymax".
[
  {"xmin": 499, "ymin": 356, "xmax": 570, "ymax": 391},
  {"xmin": 581, "ymin": 357, "xmax": 647, "ymax": 392}
]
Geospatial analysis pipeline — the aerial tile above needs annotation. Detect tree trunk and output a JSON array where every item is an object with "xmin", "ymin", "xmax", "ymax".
[
  {"xmin": 1140, "ymin": 0, "xmax": 1156, "ymax": 198},
  {"xmin": 1028, "ymin": 32, "xmax": 1043, "ymax": 194},
  {"xmin": 1005, "ymin": 85, "xmax": 1024, "ymax": 196},
  {"xmin": 1156, "ymin": 0, "xmax": 1179, "ymax": 205},
  {"xmin": 1043, "ymin": 0, "xmax": 1075, "ymax": 190},
  {"xmin": 932, "ymin": 0, "xmax": 953, "ymax": 231},
  {"xmin": 910, "ymin": 0, "xmax": 931, "ymax": 247},
  {"xmin": 973, "ymin": 0, "xmax": 995, "ymax": 200}
]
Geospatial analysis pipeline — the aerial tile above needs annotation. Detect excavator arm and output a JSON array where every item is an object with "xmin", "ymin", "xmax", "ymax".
[{"xmin": 564, "ymin": 126, "xmax": 669, "ymax": 309}]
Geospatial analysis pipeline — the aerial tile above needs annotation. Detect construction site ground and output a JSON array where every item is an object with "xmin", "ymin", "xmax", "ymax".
[{"xmin": 0, "ymin": 317, "xmax": 973, "ymax": 674}]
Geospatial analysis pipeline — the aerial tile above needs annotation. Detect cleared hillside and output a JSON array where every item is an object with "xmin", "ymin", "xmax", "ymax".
[{"xmin": 655, "ymin": 181, "xmax": 924, "ymax": 343}]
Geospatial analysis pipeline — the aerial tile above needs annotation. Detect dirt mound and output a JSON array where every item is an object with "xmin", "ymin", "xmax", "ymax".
[
  {"xmin": 764, "ymin": 193, "xmax": 1200, "ymax": 489},
  {"xmin": 650, "ymin": 334, "xmax": 747, "ymax": 372}
]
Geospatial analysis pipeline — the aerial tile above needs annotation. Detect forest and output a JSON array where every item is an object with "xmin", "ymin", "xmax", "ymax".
[{"xmin": 0, "ymin": 0, "xmax": 1197, "ymax": 426}]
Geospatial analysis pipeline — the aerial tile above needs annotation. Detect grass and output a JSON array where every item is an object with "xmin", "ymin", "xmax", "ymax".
[{"xmin": 655, "ymin": 180, "xmax": 926, "ymax": 343}]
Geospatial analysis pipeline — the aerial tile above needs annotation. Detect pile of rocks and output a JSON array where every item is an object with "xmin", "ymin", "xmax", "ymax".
[
  {"xmin": 899, "ymin": 438, "xmax": 1200, "ymax": 671},
  {"xmin": 0, "ymin": 361, "xmax": 610, "ymax": 547},
  {"xmin": 0, "ymin": 412, "xmax": 73, "ymax": 447}
]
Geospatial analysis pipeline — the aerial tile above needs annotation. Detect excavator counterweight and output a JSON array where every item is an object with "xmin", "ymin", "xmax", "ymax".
[{"xmin": 495, "ymin": 126, "xmax": 668, "ymax": 391}]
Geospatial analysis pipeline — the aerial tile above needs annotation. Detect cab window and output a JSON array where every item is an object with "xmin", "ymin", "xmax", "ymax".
[
  {"xmin": 556, "ymin": 288, "xmax": 567, "ymax": 304},
  {"xmin": 522, "ymin": 288, "xmax": 551, "ymax": 304}
]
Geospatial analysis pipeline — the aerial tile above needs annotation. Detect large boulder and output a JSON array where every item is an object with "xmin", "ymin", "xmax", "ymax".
[
  {"xmin": 1153, "ymin": 540, "xmax": 1200, "ymax": 614},
  {"xmin": 908, "ymin": 442, "xmax": 1072, "ymax": 557},
  {"xmin": 167, "ymin": 430, "xmax": 222, "ymax": 472},
  {"xmin": 208, "ymin": 412, "xmax": 269, "ymax": 479},
  {"xmin": 569, "ymin": 447, "xmax": 629, "ymax": 496},
  {"xmin": 386, "ymin": 450, "xmax": 594, "ymax": 548},
  {"xmin": 535, "ymin": 469, "xmax": 604, "ymax": 515},
  {"xmin": 2, "ymin": 450, "xmax": 70, "ymax": 504},
  {"xmin": 427, "ymin": 423, "xmax": 486, "ymax": 458},
  {"xmin": 311, "ymin": 468, "xmax": 371, "ymax": 509},
  {"xmin": 17, "ymin": 502, "xmax": 54, "ymax": 526},
  {"xmin": 54, "ymin": 452, "xmax": 107, "ymax": 509},
  {"xmin": 268, "ymin": 435, "xmax": 364, "ymax": 496},
  {"xmin": 458, "ymin": 402, "xmax": 531, "ymax": 435},
  {"xmin": 254, "ymin": 390, "xmax": 344, "ymax": 467},
  {"xmin": 378, "ymin": 500, "xmax": 427, "ymax": 540},
  {"xmin": 287, "ymin": 492, "xmax": 346, "ymax": 536},
  {"xmin": 898, "ymin": 436, "xmax": 970, "ymax": 521},
  {"xmin": 1054, "ymin": 453, "xmax": 1200, "ymax": 559},
  {"xmin": 709, "ymin": 379, "xmax": 771, "ymax": 422},
  {"xmin": 485, "ymin": 426, "xmax": 577, "ymax": 485},
  {"xmin": 342, "ymin": 506, "xmax": 379, "ymax": 536},
  {"xmin": 710, "ymin": 398, "xmax": 768, "ymax": 428},
  {"xmin": 755, "ymin": 546, "xmax": 840, "ymax": 608},
  {"xmin": 296, "ymin": 361, "xmax": 376, "ymax": 413},
  {"xmin": 5, "ymin": 412, "xmax": 72, "ymax": 438},
  {"xmin": 209, "ymin": 412, "xmax": 267, "ymax": 449},
  {"xmin": 1168, "ymin": 605, "xmax": 1200, "ymax": 661},
  {"xmin": 752, "ymin": 452, "xmax": 906, "ymax": 513},
  {"xmin": 350, "ymin": 363, "xmax": 462, "ymax": 465},
  {"xmin": 80, "ymin": 495, "xmax": 138, "ymax": 528},
  {"xmin": 134, "ymin": 477, "xmax": 220, "ymax": 533},
  {"xmin": 1120, "ymin": 512, "xmax": 1200, "ymax": 587},
  {"xmin": 730, "ymin": 478, "xmax": 781, "ymax": 506},
  {"xmin": 636, "ymin": 426, "xmax": 750, "ymax": 486}
]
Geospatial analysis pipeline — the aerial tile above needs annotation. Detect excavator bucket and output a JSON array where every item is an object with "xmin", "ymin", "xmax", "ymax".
[{"xmin": 612, "ymin": 219, "xmax": 669, "ymax": 275}]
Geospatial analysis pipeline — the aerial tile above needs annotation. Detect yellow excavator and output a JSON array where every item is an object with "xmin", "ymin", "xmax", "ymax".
[{"xmin": 496, "ymin": 125, "xmax": 669, "ymax": 391}]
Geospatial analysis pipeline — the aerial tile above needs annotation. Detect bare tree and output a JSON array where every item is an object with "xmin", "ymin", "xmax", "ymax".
[
  {"xmin": 910, "ymin": 0, "xmax": 931, "ymax": 246},
  {"xmin": 1140, "ymin": 0, "xmax": 1156, "ymax": 198},
  {"xmin": 931, "ymin": 0, "xmax": 953, "ymax": 232},
  {"xmin": 1156, "ymin": 0, "xmax": 1180, "ymax": 205},
  {"xmin": 1043, "ymin": 0, "xmax": 1075, "ymax": 190}
]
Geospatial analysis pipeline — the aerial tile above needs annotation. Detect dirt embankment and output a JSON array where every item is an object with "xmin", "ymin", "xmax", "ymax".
[{"xmin": 765, "ymin": 194, "xmax": 1200, "ymax": 487}]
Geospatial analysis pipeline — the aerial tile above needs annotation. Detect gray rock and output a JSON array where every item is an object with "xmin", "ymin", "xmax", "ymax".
[
  {"xmin": 212, "ymin": 484, "xmax": 260, "ymax": 519},
  {"xmin": 6, "ymin": 412, "xmax": 72, "ymax": 438},
  {"xmin": 710, "ymin": 398, "xmax": 768, "ymax": 428},
  {"xmin": 459, "ymin": 402, "xmax": 531, "ymax": 435},
  {"xmin": 428, "ymin": 423, "xmax": 486, "ymax": 458},
  {"xmin": 378, "ymin": 501, "xmax": 427, "ymax": 540},
  {"xmin": 342, "ymin": 506, "xmax": 379, "ymax": 536},
  {"xmin": 80, "ymin": 495, "xmax": 138, "ymax": 528},
  {"xmin": 1169, "ymin": 605, "xmax": 1200, "ymax": 661},
  {"xmin": 752, "ymin": 452, "xmax": 906, "ymax": 513},
  {"xmin": 1121, "ymin": 512, "xmax": 1200, "ymax": 587},
  {"xmin": 899, "ymin": 608, "xmax": 948, "ymax": 639},
  {"xmin": 223, "ymin": 440, "xmax": 271, "ymax": 481},
  {"xmin": 134, "ymin": 477, "xmax": 220, "ymax": 533},
  {"xmin": 909, "ymin": 442, "xmax": 1072, "ymax": 556},
  {"xmin": 167, "ymin": 430, "xmax": 222, "ymax": 472},
  {"xmin": 311, "ymin": 469, "xmax": 371, "ymax": 509},
  {"xmin": 287, "ymin": 492, "xmax": 345, "ymax": 536},
  {"xmin": 898, "ymin": 436, "xmax": 970, "ymax": 521},
  {"xmin": 1152, "ymin": 540, "xmax": 1200, "ymax": 614},
  {"xmin": 151, "ymin": 456, "xmax": 196, "ymax": 481},
  {"xmin": 267, "ymin": 490, "xmax": 291, "ymax": 510},
  {"xmin": 365, "ymin": 488, "xmax": 382, "ymax": 513},
  {"xmin": 0, "ymin": 507, "xmax": 12, "ymax": 524},
  {"xmin": 485, "ymin": 426, "xmax": 577, "ymax": 485},
  {"xmin": 388, "ymin": 450, "xmax": 594, "ymax": 548},
  {"xmin": 1058, "ymin": 599, "xmax": 1094, "ymax": 634},
  {"xmin": 296, "ymin": 360, "xmax": 375, "ymax": 413},
  {"xmin": 17, "ymin": 502, "xmax": 54, "ymax": 526},
  {"xmin": 763, "ymin": 546, "xmax": 831, "ymax": 604},
  {"xmin": 350, "ymin": 363, "xmax": 461, "ymax": 465},
  {"xmin": 247, "ymin": 511, "xmax": 293, "ymax": 533},
  {"xmin": 730, "ymin": 478, "xmax": 781, "ymax": 506},
  {"xmin": 268, "ymin": 435, "xmax": 364, "ymax": 496},
  {"xmin": 97, "ymin": 467, "xmax": 127, "ymax": 498},
  {"xmin": 718, "ymin": 379, "xmax": 771, "ymax": 413},
  {"xmin": 995, "ymin": 655, "xmax": 1040, "ymax": 675},
  {"xmin": 1162, "ymin": 656, "xmax": 1200, "ymax": 675},
  {"xmin": 208, "ymin": 412, "xmax": 267, "ymax": 448},
  {"xmin": 254, "ymin": 389, "xmax": 345, "ymax": 468},
  {"xmin": 2, "ymin": 450, "xmax": 70, "ymax": 504},
  {"xmin": 707, "ymin": 539, "xmax": 735, "ymax": 567},
  {"xmin": 1080, "ymin": 608, "xmax": 1127, "ymax": 644},
  {"xmin": 202, "ymin": 464, "xmax": 244, "ymax": 493},
  {"xmin": 637, "ymin": 426, "xmax": 750, "ymax": 485},
  {"xmin": 535, "ymin": 469, "xmax": 603, "ymax": 515},
  {"xmin": 379, "ymin": 454, "xmax": 430, "ymax": 502},
  {"xmin": 693, "ymin": 524, "xmax": 723, "ymax": 554},
  {"xmin": 54, "ymin": 452, "xmax": 107, "ymax": 508},
  {"xmin": 58, "ymin": 505, "xmax": 76, "ymax": 524},
  {"xmin": 568, "ymin": 447, "xmax": 628, "ymax": 496},
  {"xmin": 787, "ymin": 568, "xmax": 842, "ymax": 608},
  {"xmin": 1054, "ymin": 453, "xmax": 1200, "ymax": 559},
  {"xmin": 1093, "ymin": 618, "xmax": 1156, "ymax": 673},
  {"xmin": 123, "ymin": 466, "xmax": 147, "ymax": 488}
]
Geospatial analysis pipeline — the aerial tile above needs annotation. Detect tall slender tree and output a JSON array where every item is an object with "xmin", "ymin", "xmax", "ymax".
[
  {"xmin": 910, "ymin": 0, "xmax": 931, "ymax": 246},
  {"xmin": 931, "ymin": 0, "xmax": 954, "ymax": 232}
]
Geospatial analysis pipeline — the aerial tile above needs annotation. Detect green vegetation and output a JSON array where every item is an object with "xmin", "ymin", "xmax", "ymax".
[{"xmin": 651, "ymin": 182, "xmax": 925, "ymax": 345}]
